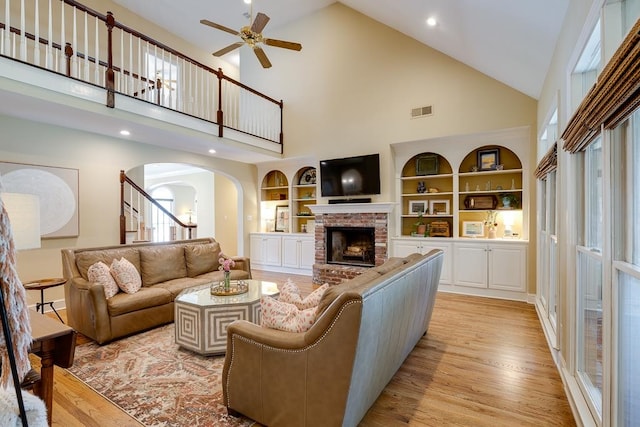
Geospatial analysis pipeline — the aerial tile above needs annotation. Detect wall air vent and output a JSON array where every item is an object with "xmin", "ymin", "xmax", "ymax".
[{"xmin": 411, "ymin": 105, "xmax": 433, "ymax": 119}]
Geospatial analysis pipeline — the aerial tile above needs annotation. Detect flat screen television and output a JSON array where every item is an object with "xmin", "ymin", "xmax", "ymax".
[{"xmin": 319, "ymin": 153, "xmax": 381, "ymax": 197}]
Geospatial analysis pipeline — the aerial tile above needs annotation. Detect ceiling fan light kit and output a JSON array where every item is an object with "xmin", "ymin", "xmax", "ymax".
[{"xmin": 200, "ymin": 11, "xmax": 302, "ymax": 68}]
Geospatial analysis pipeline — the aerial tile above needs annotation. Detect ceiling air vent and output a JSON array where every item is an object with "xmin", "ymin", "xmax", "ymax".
[{"xmin": 411, "ymin": 105, "xmax": 433, "ymax": 119}]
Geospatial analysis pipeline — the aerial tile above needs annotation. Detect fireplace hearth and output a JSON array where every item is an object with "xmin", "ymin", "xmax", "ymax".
[{"xmin": 326, "ymin": 227, "xmax": 375, "ymax": 267}]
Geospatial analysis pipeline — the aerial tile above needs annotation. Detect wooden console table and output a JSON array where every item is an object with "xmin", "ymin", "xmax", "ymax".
[{"xmin": 29, "ymin": 310, "xmax": 77, "ymax": 425}]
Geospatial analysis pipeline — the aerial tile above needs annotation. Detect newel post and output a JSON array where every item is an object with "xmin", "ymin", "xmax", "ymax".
[
  {"xmin": 119, "ymin": 170, "xmax": 126, "ymax": 244},
  {"xmin": 279, "ymin": 99, "xmax": 284, "ymax": 151},
  {"xmin": 105, "ymin": 12, "xmax": 115, "ymax": 108},
  {"xmin": 217, "ymin": 68, "xmax": 224, "ymax": 137},
  {"xmin": 64, "ymin": 43, "xmax": 73, "ymax": 77}
]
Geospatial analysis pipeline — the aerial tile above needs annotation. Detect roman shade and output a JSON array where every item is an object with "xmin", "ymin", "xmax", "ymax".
[
  {"xmin": 535, "ymin": 142, "xmax": 558, "ymax": 180},
  {"xmin": 562, "ymin": 18, "xmax": 640, "ymax": 153}
]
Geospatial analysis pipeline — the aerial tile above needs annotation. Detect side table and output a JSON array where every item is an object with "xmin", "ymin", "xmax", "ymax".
[{"xmin": 23, "ymin": 278, "xmax": 66, "ymax": 323}]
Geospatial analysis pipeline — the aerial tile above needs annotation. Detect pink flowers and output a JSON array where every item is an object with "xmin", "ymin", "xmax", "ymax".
[{"xmin": 218, "ymin": 256, "xmax": 235, "ymax": 272}]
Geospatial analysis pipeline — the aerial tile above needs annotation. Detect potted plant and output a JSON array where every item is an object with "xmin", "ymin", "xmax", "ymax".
[
  {"xmin": 499, "ymin": 193, "xmax": 520, "ymax": 209},
  {"xmin": 414, "ymin": 212, "xmax": 427, "ymax": 236}
]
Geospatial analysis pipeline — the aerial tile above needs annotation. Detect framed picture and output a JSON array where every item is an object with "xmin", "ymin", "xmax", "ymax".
[
  {"xmin": 462, "ymin": 221, "xmax": 484, "ymax": 237},
  {"xmin": 429, "ymin": 199, "xmax": 450, "ymax": 215},
  {"xmin": 415, "ymin": 154, "xmax": 439, "ymax": 176},
  {"xmin": 0, "ymin": 161, "xmax": 79, "ymax": 238},
  {"xmin": 274, "ymin": 205, "xmax": 289, "ymax": 232},
  {"xmin": 477, "ymin": 148, "xmax": 500, "ymax": 171},
  {"xmin": 409, "ymin": 200, "xmax": 427, "ymax": 215}
]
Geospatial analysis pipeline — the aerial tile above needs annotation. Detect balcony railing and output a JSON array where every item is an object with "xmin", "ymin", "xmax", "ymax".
[{"xmin": 0, "ymin": 0, "xmax": 283, "ymax": 150}]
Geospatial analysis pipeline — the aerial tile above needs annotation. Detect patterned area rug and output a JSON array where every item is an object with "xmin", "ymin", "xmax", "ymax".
[{"xmin": 67, "ymin": 323, "xmax": 254, "ymax": 427}]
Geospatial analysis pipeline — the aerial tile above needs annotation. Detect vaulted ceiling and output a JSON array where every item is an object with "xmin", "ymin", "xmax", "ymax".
[{"xmin": 112, "ymin": 0, "xmax": 570, "ymax": 99}]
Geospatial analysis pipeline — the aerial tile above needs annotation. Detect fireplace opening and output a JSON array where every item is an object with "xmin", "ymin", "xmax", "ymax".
[{"xmin": 326, "ymin": 226, "xmax": 375, "ymax": 267}]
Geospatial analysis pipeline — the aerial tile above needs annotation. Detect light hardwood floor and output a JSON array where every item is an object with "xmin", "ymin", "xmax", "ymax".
[{"xmin": 35, "ymin": 271, "xmax": 575, "ymax": 426}]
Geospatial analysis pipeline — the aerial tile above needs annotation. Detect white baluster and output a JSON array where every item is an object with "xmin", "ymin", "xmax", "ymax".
[
  {"xmin": 46, "ymin": 0, "xmax": 52, "ymax": 69},
  {"xmin": 33, "ymin": 0, "xmax": 41, "ymax": 66},
  {"xmin": 3, "ymin": 0, "xmax": 10, "ymax": 57},
  {"xmin": 83, "ymin": 11, "xmax": 88, "ymax": 80},
  {"xmin": 60, "ymin": 1, "xmax": 65, "ymax": 73},
  {"xmin": 128, "ymin": 32, "xmax": 133, "ymax": 95},
  {"xmin": 119, "ymin": 30, "xmax": 124, "ymax": 92},
  {"xmin": 94, "ymin": 16, "xmax": 99, "ymax": 84},
  {"xmin": 136, "ymin": 36, "xmax": 141, "ymax": 97},
  {"xmin": 19, "ymin": 0, "xmax": 26, "ymax": 60},
  {"xmin": 71, "ymin": 6, "xmax": 78, "ymax": 77}
]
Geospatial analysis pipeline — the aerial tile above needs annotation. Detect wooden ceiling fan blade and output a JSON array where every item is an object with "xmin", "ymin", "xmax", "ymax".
[
  {"xmin": 251, "ymin": 13, "xmax": 270, "ymax": 34},
  {"xmin": 200, "ymin": 19, "xmax": 239, "ymax": 36},
  {"xmin": 253, "ymin": 47, "xmax": 272, "ymax": 68},
  {"xmin": 264, "ymin": 38, "xmax": 302, "ymax": 51},
  {"xmin": 212, "ymin": 42, "xmax": 244, "ymax": 57}
]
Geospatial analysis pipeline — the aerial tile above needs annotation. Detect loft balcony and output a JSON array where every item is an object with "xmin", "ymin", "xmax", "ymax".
[{"xmin": 0, "ymin": 0, "xmax": 284, "ymax": 162}]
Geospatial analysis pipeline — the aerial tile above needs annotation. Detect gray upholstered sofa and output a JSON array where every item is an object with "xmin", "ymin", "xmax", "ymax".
[
  {"xmin": 222, "ymin": 249, "xmax": 443, "ymax": 427},
  {"xmin": 61, "ymin": 238, "xmax": 251, "ymax": 344}
]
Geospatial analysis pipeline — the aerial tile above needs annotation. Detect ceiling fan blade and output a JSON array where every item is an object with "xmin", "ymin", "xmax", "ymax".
[
  {"xmin": 251, "ymin": 13, "xmax": 270, "ymax": 34},
  {"xmin": 200, "ymin": 19, "xmax": 239, "ymax": 36},
  {"xmin": 212, "ymin": 41, "xmax": 244, "ymax": 57},
  {"xmin": 253, "ymin": 47, "xmax": 272, "ymax": 68},
  {"xmin": 263, "ymin": 38, "xmax": 302, "ymax": 51}
]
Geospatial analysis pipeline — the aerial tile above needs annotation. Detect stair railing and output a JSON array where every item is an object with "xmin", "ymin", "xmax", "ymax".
[{"xmin": 119, "ymin": 170, "xmax": 196, "ymax": 244}]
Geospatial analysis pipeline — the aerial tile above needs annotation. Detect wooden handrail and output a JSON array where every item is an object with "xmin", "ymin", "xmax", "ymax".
[{"xmin": 119, "ymin": 170, "xmax": 196, "ymax": 244}]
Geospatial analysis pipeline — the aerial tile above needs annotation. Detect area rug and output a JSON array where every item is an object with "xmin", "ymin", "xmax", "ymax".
[{"xmin": 67, "ymin": 323, "xmax": 254, "ymax": 427}]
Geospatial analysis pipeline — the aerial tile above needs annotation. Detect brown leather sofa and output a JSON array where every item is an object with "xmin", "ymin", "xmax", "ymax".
[
  {"xmin": 222, "ymin": 249, "xmax": 443, "ymax": 427},
  {"xmin": 61, "ymin": 238, "xmax": 251, "ymax": 344}
]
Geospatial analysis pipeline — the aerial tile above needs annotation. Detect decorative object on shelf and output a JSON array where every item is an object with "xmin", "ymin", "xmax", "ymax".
[
  {"xmin": 414, "ymin": 213, "xmax": 427, "ymax": 236},
  {"xmin": 496, "ymin": 164, "xmax": 504, "ymax": 170},
  {"xmin": 409, "ymin": 200, "xmax": 427, "ymax": 215},
  {"xmin": 484, "ymin": 210, "xmax": 498, "ymax": 239},
  {"xmin": 301, "ymin": 224, "xmax": 307, "ymax": 233},
  {"xmin": 502, "ymin": 210, "xmax": 516, "ymax": 238},
  {"xmin": 485, "ymin": 180, "xmax": 491, "ymax": 191},
  {"xmin": 429, "ymin": 199, "xmax": 450, "ymax": 215},
  {"xmin": 274, "ymin": 205, "xmax": 289, "ymax": 232},
  {"xmin": 471, "ymin": 165, "xmax": 479, "ymax": 172},
  {"xmin": 475, "ymin": 184, "xmax": 481, "ymax": 191},
  {"xmin": 417, "ymin": 181, "xmax": 426, "ymax": 193},
  {"xmin": 465, "ymin": 182, "xmax": 470, "ymax": 192},
  {"xmin": 464, "ymin": 195, "xmax": 498, "ymax": 210},
  {"xmin": 428, "ymin": 187, "xmax": 439, "ymax": 193},
  {"xmin": 415, "ymin": 154, "xmax": 439, "ymax": 176},
  {"xmin": 298, "ymin": 168, "xmax": 316, "ymax": 185},
  {"xmin": 297, "ymin": 211, "xmax": 312, "ymax": 216},
  {"xmin": 499, "ymin": 193, "xmax": 520, "ymax": 209},
  {"xmin": 430, "ymin": 220, "xmax": 450, "ymax": 237},
  {"xmin": 271, "ymin": 193, "xmax": 286, "ymax": 200},
  {"xmin": 511, "ymin": 178, "xmax": 516, "ymax": 190},
  {"xmin": 477, "ymin": 148, "xmax": 500, "ymax": 171},
  {"xmin": 462, "ymin": 221, "xmax": 484, "ymax": 237}
]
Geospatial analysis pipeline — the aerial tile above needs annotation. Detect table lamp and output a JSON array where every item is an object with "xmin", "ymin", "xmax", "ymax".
[
  {"xmin": 0, "ymin": 192, "xmax": 41, "ymax": 427},
  {"xmin": 502, "ymin": 210, "xmax": 515, "ymax": 238}
]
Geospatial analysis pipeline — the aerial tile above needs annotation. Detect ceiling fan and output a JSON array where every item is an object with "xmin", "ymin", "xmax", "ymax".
[{"xmin": 200, "ymin": 11, "xmax": 302, "ymax": 69}]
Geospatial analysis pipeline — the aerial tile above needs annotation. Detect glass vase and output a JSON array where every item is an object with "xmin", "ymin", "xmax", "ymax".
[{"xmin": 224, "ymin": 271, "xmax": 231, "ymax": 292}]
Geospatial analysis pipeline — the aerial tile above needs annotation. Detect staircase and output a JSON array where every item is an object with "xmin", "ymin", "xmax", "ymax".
[{"xmin": 119, "ymin": 170, "xmax": 196, "ymax": 244}]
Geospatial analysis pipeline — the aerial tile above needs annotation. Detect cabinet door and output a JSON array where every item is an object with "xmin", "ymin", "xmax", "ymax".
[
  {"xmin": 392, "ymin": 240, "xmax": 421, "ymax": 258},
  {"xmin": 299, "ymin": 237, "xmax": 315, "ymax": 270},
  {"xmin": 420, "ymin": 243, "xmax": 452, "ymax": 285},
  {"xmin": 250, "ymin": 234, "xmax": 266, "ymax": 264},
  {"xmin": 264, "ymin": 235, "xmax": 282, "ymax": 266},
  {"xmin": 489, "ymin": 244, "xmax": 526, "ymax": 291},
  {"xmin": 454, "ymin": 244, "xmax": 488, "ymax": 288},
  {"xmin": 281, "ymin": 236, "xmax": 299, "ymax": 268}
]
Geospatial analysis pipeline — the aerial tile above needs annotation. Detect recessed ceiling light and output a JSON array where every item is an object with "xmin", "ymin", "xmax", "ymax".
[
  {"xmin": 426, "ymin": 17, "xmax": 437, "ymax": 27},
  {"xmin": 208, "ymin": 149, "xmax": 217, "ymax": 154},
  {"xmin": 120, "ymin": 130, "xmax": 130, "ymax": 136},
  {"xmin": 243, "ymin": 0, "xmax": 251, "ymax": 4}
]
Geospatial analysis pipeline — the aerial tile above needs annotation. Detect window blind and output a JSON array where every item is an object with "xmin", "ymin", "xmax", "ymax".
[
  {"xmin": 535, "ymin": 142, "xmax": 558, "ymax": 179},
  {"xmin": 562, "ymin": 18, "xmax": 640, "ymax": 153}
]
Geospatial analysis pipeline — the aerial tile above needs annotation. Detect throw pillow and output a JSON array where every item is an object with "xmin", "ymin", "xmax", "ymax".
[
  {"xmin": 279, "ymin": 279, "xmax": 329, "ymax": 310},
  {"xmin": 260, "ymin": 296, "xmax": 317, "ymax": 333},
  {"xmin": 184, "ymin": 242, "xmax": 221, "ymax": 277},
  {"xmin": 110, "ymin": 257, "xmax": 142, "ymax": 294},
  {"xmin": 87, "ymin": 261, "xmax": 119, "ymax": 299}
]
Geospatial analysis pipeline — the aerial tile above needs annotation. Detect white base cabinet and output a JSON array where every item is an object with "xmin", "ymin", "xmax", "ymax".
[
  {"xmin": 453, "ymin": 241, "xmax": 526, "ymax": 292},
  {"xmin": 391, "ymin": 239, "xmax": 452, "ymax": 284},
  {"xmin": 250, "ymin": 232, "xmax": 314, "ymax": 274}
]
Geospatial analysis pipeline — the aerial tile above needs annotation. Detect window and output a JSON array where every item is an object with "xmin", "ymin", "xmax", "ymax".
[{"xmin": 150, "ymin": 186, "xmax": 175, "ymax": 242}]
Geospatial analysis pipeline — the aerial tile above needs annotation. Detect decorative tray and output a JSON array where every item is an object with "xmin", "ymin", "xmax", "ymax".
[{"xmin": 210, "ymin": 281, "xmax": 249, "ymax": 296}]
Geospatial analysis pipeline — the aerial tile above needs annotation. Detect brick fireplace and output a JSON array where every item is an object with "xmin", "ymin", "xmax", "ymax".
[{"xmin": 309, "ymin": 203, "xmax": 394, "ymax": 285}]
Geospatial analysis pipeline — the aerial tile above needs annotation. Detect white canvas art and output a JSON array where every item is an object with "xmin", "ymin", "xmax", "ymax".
[{"xmin": 0, "ymin": 162, "xmax": 79, "ymax": 238}]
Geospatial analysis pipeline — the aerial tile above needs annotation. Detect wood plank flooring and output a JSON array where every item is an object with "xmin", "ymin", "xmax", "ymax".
[{"xmin": 34, "ymin": 271, "xmax": 575, "ymax": 426}]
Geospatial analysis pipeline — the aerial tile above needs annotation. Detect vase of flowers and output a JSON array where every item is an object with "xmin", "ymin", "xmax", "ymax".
[
  {"xmin": 484, "ymin": 210, "xmax": 498, "ymax": 239},
  {"xmin": 219, "ymin": 256, "xmax": 235, "ymax": 292}
]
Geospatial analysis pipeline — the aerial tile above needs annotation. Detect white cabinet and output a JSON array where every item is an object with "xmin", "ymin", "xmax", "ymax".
[
  {"xmin": 391, "ymin": 238, "xmax": 452, "ymax": 284},
  {"xmin": 453, "ymin": 241, "xmax": 526, "ymax": 292},
  {"xmin": 250, "ymin": 233, "xmax": 282, "ymax": 267},
  {"xmin": 282, "ymin": 234, "xmax": 315, "ymax": 270},
  {"xmin": 250, "ymin": 232, "xmax": 314, "ymax": 274}
]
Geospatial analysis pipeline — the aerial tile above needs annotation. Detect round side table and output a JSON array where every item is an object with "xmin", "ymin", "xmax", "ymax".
[{"xmin": 23, "ymin": 278, "xmax": 66, "ymax": 323}]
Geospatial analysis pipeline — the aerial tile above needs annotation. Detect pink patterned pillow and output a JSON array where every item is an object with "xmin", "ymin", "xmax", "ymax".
[
  {"xmin": 110, "ymin": 258, "xmax": 142, "ymax": 294},
  {"xmin": 87, "ymin": 261, "xmax": 119, "ymax": 299},
  {"xmin": 260, "ymin": 296, "xmax": 317, "ymax": 333},
  {"xmin": 279, "ymin": 279, "xmax": 329, "ymax": 310}
]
